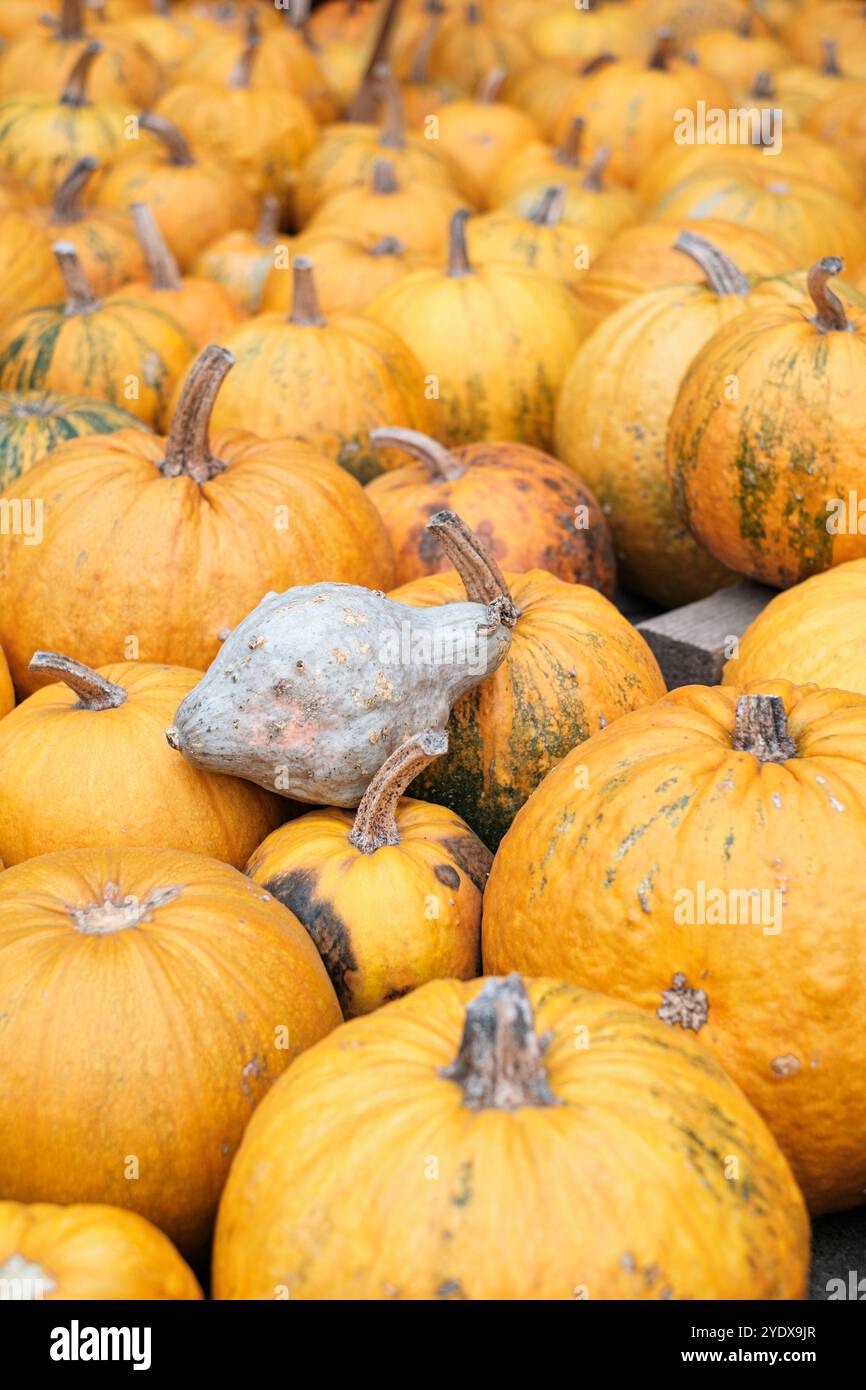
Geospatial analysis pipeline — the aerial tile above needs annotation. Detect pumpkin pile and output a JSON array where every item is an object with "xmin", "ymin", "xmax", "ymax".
[{"xmin": 2, "ymin": 0, "xmax": 866, "ymax": 1303}]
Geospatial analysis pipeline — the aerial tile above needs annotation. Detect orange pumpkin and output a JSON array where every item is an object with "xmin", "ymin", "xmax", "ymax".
[
  {"xmin": 426, "ymin": 2, "xmax": 533, "ymax": 91},
  {"xmin": 0, "ymin": 345, "xmax": 395, "ymax": 694},
  {"xmin": 390, "ymin": 11, "xmax": 463, "ymax": 130},
  {"xmin": 767, "ymin": 42, "xmax": 866, "ymax": 128},
  {"xmin": 0, "ymin": 846, "xmax": 341, "ymax": 1259},
  {"xmin": 0, "ymin": 0, "xmax": 162, "ymax": 107},
  {"xmin": 432, "ymin": 75, "xmax": 541, "ymax": 209},
  {"xmin": 305, "ymin": 157, "xmax": 464, "ymax": 257},
  {"xmin": 0, "ymin": 209, "xmax": 65, "ymax": 329},
  {"xmin": 120, "ymin": 2, "xmax": 216, "ymax": 77},
  {"xmin": 499, "ymin": 60, "xmax": 586, "ymax": 142},
  {"xmin": 262, "ymin": 229, "xmax": 435, "ymax": 317},
  {"xmin": 0, "ymin": 1201, "xmax": 202, "ymax": 1300},
  {"xmin": 0, "ymin": 170, "xmax": 35, "ymax": 214},
  {"xmin": 527, "ymin": 4, "xmax": 650, "ymax": 63},
  {"xmin": 806, "ymin": 82, "xmax": 866, "ymax": 164},
  {"xmin": 306, "ymin": 0, "xmax": 377, "ymax": 47},
  {"xmin": 193, "ymin": 197, "xmax": 282, "ymax": 313},
  {"xmin": 684, "ymin": 26, "xmax": 789, "ymax": 95},
  {"xmin": 28, "ymin": 156, "xmax": 145, "ymax": 297},
  {"xmin": 0, "ymin": 644, "xmax": 12, "ymax": 718},
  {"xmin": 465, "ymin": 185, "xmax": 595, "ymax": 291}
]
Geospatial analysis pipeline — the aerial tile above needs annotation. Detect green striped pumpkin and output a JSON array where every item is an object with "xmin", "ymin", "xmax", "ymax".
[{"xmin": 0, "ymin": 392, "xmax": 146, "ymax": 490}]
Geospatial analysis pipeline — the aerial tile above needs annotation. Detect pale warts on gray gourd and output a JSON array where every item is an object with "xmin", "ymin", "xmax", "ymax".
[{"xmin": 166, "ymin": 512, "xmax": 518, "ymax": 805}]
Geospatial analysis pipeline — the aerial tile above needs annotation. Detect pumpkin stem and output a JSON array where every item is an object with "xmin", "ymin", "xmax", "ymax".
[
  {"xmin": 348, "ymin": 729, "xmax": 448, "ymax": 853},
  {"xmin": 59, "ymin": 0, "xmax": 85, "ymax": 40},
  {"xmin": 822, "ymin": 39, "xmax": 841, "ymax": 76},
  {"xmin": 581, "ymin": 52, "xmax": 617, "ymax": 75},
  {"xmin": 476, "ymin": 66, "xmax": 506, "ymax": 102},
  {"xmin": 466, "ymin": 1, "xmax": 481, "ymax": 22},
  {"xmin": 69, "ymin": 882, "xmax": 182, "ymax": 935},
  {"xmin": 674, "ymin": 232, "xmax": 750, "ymax": 297},
  {"xmin": 427, "ymin": 510, "xmax": 518, "ymax": 625},
  {"xmin": 60, "ymin": 40, "xmax": 102, "ymax": 107},
  {"xmin": 346, "ymin": 0, "xmax": 403, "ymax": 122},
  {"xmin": 807, "ymin": 257, "xmax": 850, "ymax": 333},
  {"xmin": 254, "ymin": 196, "xmax": 281, "ymax": 245},
  {"xmin": 371, "ymin": 157, "xmax": 400, "ymax": 194},
  {"xmin": 51, "ymin": 156, "xmax": 98, "ymax": 224},
  {"xmin": 288, "ymin": 256, "xmax": 325, "ymax": 325},
  {"xmin": 581, "ymin": 146, "xmax": 610, "ymax": 191},
  {"xmin": 159, "ymin": 345, "xmax": 233, "ymax": 484},
  {"xmin": 53, "ymin": 241, "xmax": 100, "ymax": 315},
  {"xmin": 648, "ymin": 29, "xmax": 675, "ymax": 70},
  {"xmin": 408, "ymin": 10, "xmax": 441, "ymax": 84},
  {"xmin": 139, "ymin": 112, "xmax": 195, "ymax": 167},
  {"xmin": 131, "ymin": 203, "xmax": 183, "ymax": 292},
  {"xmin": 370, "ymin": 234, "xmax": 406, "ymax": 256},
  {"xmin": 751, "ymin": 70, "xmax": 775, "ymax": 100},
  {"xmin": 228, "ymin": 19, "xmax": 260, "ymax": 89},
  {"xmin": 370, "ymin": 426, "xmax": 465, "ymax": 480},
  {"xmin": 378, "ymin": 68, "xmax": 406, "ymax": 149},
  {"xmin": 440, "ymin": 975, "xmax": 559, "ymax": 1111},
  {"xmin": 733, "ymin": 693, "xmax": 796, "ymax": 763},
  {"xmin": 447, "ymin": 209, "xmax": 473, "ymax": 278},
  {"xmin": 28, "ymin": 651, "xmax": 127, "ymax": 709},
  {"xmin": 555, "ymin": 116, "xmax": 584, "ymax": 167},
  {"xmin": 528, "ymin": 185, "xmax": 566, "ymax": 228}
]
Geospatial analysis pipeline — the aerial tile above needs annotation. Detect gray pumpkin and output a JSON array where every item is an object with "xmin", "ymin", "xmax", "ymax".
[{"xmin": 166, "ymin": 512, "xmax": 518, "ymax": 805}]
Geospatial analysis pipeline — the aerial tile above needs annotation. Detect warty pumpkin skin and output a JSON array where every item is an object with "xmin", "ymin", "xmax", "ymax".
[
  {"xmin": 0, "ymin": 0, "xmax": 162, "ymax": 107},
  {"xmin": 483, "ymin": 681, "xmax": 866, "ymax": 1212},
  {"xmin": 0, "ymin": 846, "xmax": 341, "ymax": 1261},
  {"xmin": 723, "ymin": 559, "xmax": 866, "ymax": 694},
  {"xmin": 305, "ymin": 157, "xmax": 464, "ymax": 260},
  {"xmin": 193, "ymin": 198, "xmax": 282, "ymax": 313},
  {"xmin": 0, "ymin": 345, "xmax": 395, "ymax": 696},
  {"xmin": 262, "ymin": 230, "xmax": 435, "ymax": 319},
  {"xmin": 0, "ymin": 390, "xmax": 145, "ymax": 489},
  {"xmin": 366, "ymin": 426, "xmax": 615, "ymax": 594},
  {"xmin": 0, "ymin": 1201, "xmax": 203, "ymax": 1301},
  {"xmin": 212, "ymin": 973, "xmax": 809, "ymax": 1300},
  {"xmin": 0, "ymin": 242, "xmax": 195, "ymax": 429},
  {"xmin": 667, "ymin": 258, "xmax": 866, "ymax": 588},
  {"xmin": 366, "ymin": 210, "xmax": 590, "ymax": 450},
  {"xmin": 391, "ymin": 518, "xmax": 665, "ymax": 850},
  {"xmin": 0, "ymin": 653, "xmax": 286, "ymax": 868},
  {"xmin": 247, "ymin": 730, "xmax": 490, "ymax": 1017},
  {"xmin": 0, "ymin": 209, "xmax": 65, "ymax": 329},
  {"xmin": 0, "ymin": 644, "xmax": 12, "ymax": 718}
]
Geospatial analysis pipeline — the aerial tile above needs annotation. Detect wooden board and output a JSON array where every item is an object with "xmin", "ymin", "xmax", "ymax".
[{"xmin": 636, "ymin": 580, "xmax": 776, "ymax": 689}]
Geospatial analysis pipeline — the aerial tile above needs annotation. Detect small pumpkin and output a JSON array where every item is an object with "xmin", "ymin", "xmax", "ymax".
[
  {"xmin": 496, "ymin": 149, "xmax": 641, "ymax": 255},
  {"xmin": 426, "ymin": 2, "xmax": 533, "ymax": 92},
  {"xmin": 262, "ymin": 230, "xmax": 435, "ymax": 318},
  {"xmin": 366, "ymin": 425, "xmax": 615, "ymax": 593},
  {"xmin": 306, "ymin": 0, "xmax": 377, "ymax": 47},
  {"xmin": 0, "ymin": 390, "xmax": 145, "ymax": 489},
  {"xmin": 0, "ymin": 645, "xmax": 12, "ymax": 719},
  {"xmin": 247, "ymin": 728, "xmax": 490, "ymax": 1016},
  {"xmin": 193, "ymin": 197, "xmax": 282, "ymax": 314},
  {"xmin": 806, "ymin": 81, "xmax": 866, "ymax": 164},
  {"xmin": 667, "ymin": 257, "xmax": 866, "ymax": 588},
  {"xmin": 684, "ymin": 25, "xmax": 789, "ymax": 95},
  {"xmin": 0, "ymin": 1201, "xmax": 202, "ymax": 1301},
  {"xmin": 766, "ymin": 41, "xmax": 865, "ymax": 128},
  {"xmin": 391, "ymin": 515, "xmax": 665, "ymax": 849},
  {"xmin": 120, "ymin": 1, "xmax": 216, "ymax": 77},
  {"xmin": 0, "ymin": 652, "xmax": 286, "ymax": 868},
  {"xmin": 464, "ymin": 185, "xmax": 594, "ymax": 292},
  {"xmin": 0, "ymin": 209, "xmax": 65, "ymax": 329},
  {"xmin": 28, "ymin": 156, "xmax": 146, "ymax": 297},
  {"xmin": 527, "ymin": 3, "xmax": 649, "ymax": 63},
  {"xmin": 212, "ymin": 972, "xmax": 808, "ymax": 1299},
  {"xmin": 0, "ymin": 0, "xmax": 163, "ymax": 107},
  {"xmin": 393, "ymin": 9, "xmax": 466, "ymax": 130},
  {"xmin": 432, "ymin": 72, "xmax": 541, "ymax": 209},
  {"xmin": 499, "ymin": 59, "xmax": 586, "ymax": 142},
  {"xmin": 305, "ymin": 157, "xmax": 464, "ymax": 258},
  {"xmin": 0, "ymin": 345, "xmax": 395, "ymax": 694},
  {"xmin": 483, "ymin": 682, "xmax": 866, "ymax": 1212},
  {"xmin": 0, "ymin": 845, "xmax": 341, "ymax": 1260},
  {"xmin": 366, "ymin": 209, "xmax": 590, "ymax": 450}
]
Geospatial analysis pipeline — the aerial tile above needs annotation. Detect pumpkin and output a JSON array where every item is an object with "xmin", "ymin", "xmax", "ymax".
[
  {"xmin": 0, "ymin": 645, "xmax": 12, "ymax": 719},
  {"xmin": 0, "ymin": 390, "xmax": 145, "ymax": 489},
  {"xmin": 366, "ymin": 210, "xmax": 590, "ymax": 450},
  {"xmin": 486, "ymin": 115, "xmax": 589, "ymax": 206},
  {"xmin": 0, "ymin": 1, "xmax": 48, "ymax": 43},
  {"xmin": 178, "ymin": 258, "xmax": 441, "ymax": 482},
  {"xmin": 262, "ymin": 230, "xmax": 435, "ymax": 318},
  {"xmin": 0, "ymin": 1201, "xmax": 202, "ymax": 1300},
  {"xmin": 684, "ymin": 26, "xmax": 789, "ymax": 95},
  {"xmin": 576, "ymin": 216, "xmax": 791, "ymax": 326},
  {"xmin": 462, "ymin": 186, "xmax": 595, "ymax": 292},
  {"xmin": 212, "ymin": 972, "xmax": 808, "ymax": 1299},
  {"xmin": 723, "ymin": 560, "xmax": 866, "ymax": 693},
  {"xmin": 0, "ymin": 210, "xmax": 65, "ymax": 329},
  {"xmin": 246, "ymin": 729, "xmax": 490, "ymax": 1016},
  {"xmin": 390, "ymin": 10, "xmax": 463, "ymax": 130},
  {"xmin": 0, "ymin": 0, "xmax": 163, "ymax": 107},
  {"xmin": 0, "ymin": 845, "xmax": 341, "ymax": 1259},
  {"xmin": 305, "ymin": 157, "xmax": 464, "ymax": 258},
  {"xmin": 193, "ymin": 197, "xmax": 282, "ymax": 314},
  {"xmin": 0, "ymin": 170, "xmax": 35, "ymax": 215},
  {"xmin": 527, "ymin": 4, "xmax": 650, "ymax": 63},
  {"xmin": 0, "ymin": 652, "xmax": 286, "ymax": 868},
  {"xmin": 639, "ymin": 0, "xmax": 769, "ymax": 41},
  {"xmin": 0, "ymin": 345, "xmax": 395, "ymax": 695},
  {"xmin": 499, "ymin": 60, "xmax": 586, "ymax": 142},
  {"xmin": 806, "ymin": 83, "xmax": 866, "ymax": 164},
  {"xmin": 366, "ymin": 425, "xmax": 615, "ymax": 594},
  {"xmin": 784, "ymin": 0, "xmax": 866, "ymax": 76},
  {"xmin": 766, "ymin": 42, "xmax": 866, "ymax": 128},
  {"xmin": 426, "ymin": 2, "xmax": 533, "ymax": 92},
  {"xmin": 28, "ymin": 156, "xmax": 145, "ymax": 297},
  {"xmin": 484, "ymin": 682, "xmax": 866, "ymax": 1212},
  {"xmin": 306, "ymin": 0, "xmax": 377, "ymax": 47},
  {"xmin": 492, "ymin": 142, "xmax": 641, "ymax": 252},
  {"xmin": 667, "ymin": 258, "xmax": 866, "ymax": 588},
  {"xmin": 120, "ymin": 2, "xmax": 216, "ymax": 77},
  {"xmin": 432, "ymin": 75, "xmax": 541, "ymax": 209},
  {"xmin": 391, "ymin": 515, "xmax": 665, "ymax": 849}
]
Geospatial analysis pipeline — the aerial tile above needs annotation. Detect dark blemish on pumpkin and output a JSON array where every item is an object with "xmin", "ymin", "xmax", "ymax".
[
  {"xmin": 658, "ymin": 973, "xmax": 709, "ymax": 1032},
  {"xmin": 263, "ymin": 869, "xmax": 357, "ymax": 1014},
  {"xmin": 383, "ymin": 985, "xmax": 411, "ymax": 1002},
  {"xmin": 436, "ymin": 1279, "xmax": 467, "ymax": 1299},
  {"xmin": 434, "ymin": 864, "xmax": 461, "ymax": 890},
  {"xmin": 620, "ymin": 1251, "xmax": 637, "ymax": 1273},
  {"xmin": 295, "ymin": 660, "xmax": 304, "ymax": 670},
  {"xmin": 440, "ymin": 834, "xmax": 493, "ymax": 892},
  {"xmin": 450, "ymin": 1160, "xmax": 474, "ymax": 1207},
  {"xmin": 723, "ymin": 832, "xmax": 734, "ymax": 861}
]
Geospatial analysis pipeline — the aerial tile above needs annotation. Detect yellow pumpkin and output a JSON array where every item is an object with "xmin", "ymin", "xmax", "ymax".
[
  {"xmin": 305, "ymin": 157, "xmax": 464, "ymax": 258},
  {"xmin": 0, "ymin": 209, "xmax": 65, "ymax": 329},
  {"xmin": 0, "ymin": 644, "xmax": 12, "ymax": 718},
  {"xmin": 465, "ymin": 185, "xmax": 597, "ymax": 292},
  {"xmin": 432, "ymin": 78, "xmax": 541, "ymax": 209},
  {"xmin": 262, "ymin": 229, "xmax": 435, "ymax": 318},
  {"xmin": 193, "ymin": 197, "xmax": 282, "ymax": 313},
  {"xmin": 426, "ymin": 3, "xmax": 534, "ymax": 91},
  {"xmin": 28, "ymin": 156, "xmax": 145, "ymax": 297},
  {"xmin": 0, "ymin": 0, "xmax": 162, "ymax": 107}
]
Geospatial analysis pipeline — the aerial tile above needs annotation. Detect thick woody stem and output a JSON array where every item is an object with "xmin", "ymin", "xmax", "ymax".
[
  {"xmin": 370, "ymin": 235, "xmax": 406, "ymax": 256},
  {"xmin": 378, "ymin": 69, "xmax": 406, "ymax": 149},
  {"xmin": 372, "ymin": 157, "xmax": 400, "ymax": 194},
  {"xmin": 427, "ymin": 510, "xmax": 518, "ymax": 625},
  {"xmin": 254, "ymin": 196, "xmax": 281, "ymax": 245},
  {"xmin": 51, "ymin": 156, "xmax": 98, "ymax": 224},
  {"xmin": 581, "ymin": 146, "xmax": 610, "ymax": 191},
  {"xmin": 346, "ymin": 0, "xmax": 403, "ymax": 122},
  {"xmin": 60, "ymin": 41, "xmax": 102, "ymax": 106},
  {"xmin": 440, "ymin": 975, "xmax": 559, "ymax": 1111},
  {"xmin": 159, "ymin": 345, "xmax": 234, "ymax": 484},
  {"xmin": 53, "ymin": 241, "xmax": 100, "ymax": 314},
  {"xmin": 555, "ymin": 116, "xmax": 584, "ymax": 167},
  {"xmin": 581, "ymin": 52, "xmax": 617, "ymax": 75},
  {"xmin": 139, "ymin": 113, "xmax": 195, "ymax": 167},
  {"xmin": 60, "ymin": 0, "xmax": 85, "ymax": 40},
  {"xmin": 674, "ymin": 232, "xmax": 750, "ymax": 297},
  {"xmin": 528, "ymin": 185, "xmax": 566, "ymax": 228},
  {"xmin": 822, "ymin": 39, "xmax": 841, "ymax": 76},
  {"xmin": 476, "ymin": 66, "xmax": 506, "ymax": 102},
  {"xmin": 447, "ymin": 209, "xmax": 472, "ymax": 278},
  {"xmin": 348, "ymin": 730, "xmax": 448, "ymax": 853},
  {"xmin": 733, "ymin": 694, "xmax": 797, "ymax": 763},
  {"xmin": 288, "ymin": 256, "xmax": 325, "ymax": 325},
  {"xmin": 228, "ymin": 25, "xmax": 260, "ymax": 89},
  {"xmin": 409, "ymin": 11, "xmax": 441, "ymax": 84},
  {"xmin": 649, "ymin": 29, "xmax": 675, "ymax": 70},
  {"xmin": 807, "ymin": 257, "xmax": 849, "ymax": 333},
  {"xmin": 131, "ymin": 203, "xmax": 182, "ymax": 291},
  {"xmin": 751, "ymin": 70, "xmax": 775, "ymax": 100},
  {"xmin": 28, "ymin": 651, "xmax": 127, "ymax": 709},
  {"xmin": 370, "ymin": 426, "xmax": 464, "ymax": 480}
]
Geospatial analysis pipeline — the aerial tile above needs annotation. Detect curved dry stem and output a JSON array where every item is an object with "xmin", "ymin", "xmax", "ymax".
[
  {"xmin": 377, "ymin": 68, "xmax": 406, "ymax": 149},
  {"xmin": 346, "ymin": 0, "xmax": 404, "ymax": 121},
  {"xmin": 440, "ymin": 974, "xmax": 559, "ymax": 1111},
  {"xmin": 159, "ymin": 345, "xmax": 233, "ymax": 484},
  {"xmin": 52, "ymin": 156, "xmax": 97, "ymax": 224},
  {"xmin": 733, "ymin": 693, "xmax": 797, "ymax": 763},
  {"xmin": 60, "ymin": 0, "xmax": 85, "ymax": 40},
  {"xmin": 28, "ymin": 651, "xmax": 127, "ymax": 709},
  {"xmin": 370, "ymin": 426, "xmax": 464, "ymax": 480},
  {"xmin": 528, "ymin": 185, "xmax": 567, "ymax": 228},
  {"xmin": 427, "ymin": 510, "xmax": 518, "ymax": 625},
  {"xmin": 674, "ymin": 231, "xmax": 750, "ymax": 297},
  {"xmin": 349, "ymin": 729, "xmax": 448, "ymax": 853},
  {"xmin": 60, "ymin": 40, "xmax": 102, "ymax": 107},
  {"xmin": 53, "ymin": 241, "xmax": 99, "ymax": 314},
  {"xmin": 447, "ymin": 209, "xmax": 473, "ymax": 279},
  {"xmin": 139, "ymin": 112, "xmax": 194, "ymax": 167},
  {"xmin": 131, "ymin": 203, "xmax": 182, "ymax": 292},
  {"xmin": 288, "ymin": 256, "xmax": 325, "ymax": 325},
  {"xmin": 807, "ymin": 257, "xmax": 849, "ymax": 333}
]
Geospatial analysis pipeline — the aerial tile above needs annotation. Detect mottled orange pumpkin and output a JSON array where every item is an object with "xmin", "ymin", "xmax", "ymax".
[
  {"xmin": 305, "ymin": 156, "xmax": 464, "ymax": 258},
  {"xmin": 0, "ymin": 0, "xmax": 162, "ymax": 107},
  {"xmin": 120, "ymin": 4, "xmax": 216, "ymax": 77},
  {"xmin": 527, "ymin": 4, "xmax": 649, "ymax": 63},
  {"xmin": 0, "ymin": 209, "xmax": 65, "ymax": 329},
  {"xmin": 193, "ymin": 198, "xmax": 282, "ymax": 313},
  {"xmin": 0, "ymin": 345, "xmax": 395, "ymax": 694},
  {"xmin": 432, "ymin": 79, "xmax": 541, "ymax": 209},
  {"xmin": 484, "ymin": 681, "xmax": 866, "ymax": 1212},
  {"xmin": 0, "ymin": 169, "xmax": 34, "ymax": 215},
  {"xmin": 0, "ymin": 846, "xmax": 341, "ymax": 1260},
  {"xmin": 499, "ymin": 60, "xmax": 585, "ymax": 142},
  {"xmin": 212, "ymin": 973, "xmax": 808, "ymax": 1299},
  {"xmin": 684, "ymin": 25, "xmax": 788, "ymax": 96},
  {"xmin": 465, "ymin": 186, "xmax": 593, "ymax": 293},
  {"xmin": 498, "ymin": 151, "xmax": 641, "ymax": 259},
  {"xmin": 262, "ymin": 230, "xmax": 435, "ymax": 318},
  {"xmin": 0, "ymin": 1201, "xmax": 203, "ymax": 1301},
  {"xmin": 426, "ymin": 3, "xmax": 533, "ymax": 91},
  {"xmin": 766, "ymin": 44, "xmax": 866, "ymax": 128},
  {"xmin": 28, "ymin": 156, "xmax": 145, "ymax": 297},
  {"xmin": 392, "ymin": 515, "xmax": 665, "ymax": 848}
]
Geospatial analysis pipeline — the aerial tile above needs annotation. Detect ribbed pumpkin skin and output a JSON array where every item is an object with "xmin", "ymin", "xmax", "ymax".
[
  {"xmin": 0, "ymin": 662, "xmax": 286, "ymax": 867},
  {"xmin": 305, "ymin": 178, "xmax": 465, "ymax": 258},
  {"xmin": 0, "ymin": 644, "xmax": 12, "ymax": 718},
  {"xmin": 0, "ymin": 391, "xmax": 145, "ymax": 488},
  {"xmin": 0, "ymin": 848, "xmax": 341, "ymax": 1261},
  {"xmin": 391, "ymin": 570, "xmax": 666, "ymax": 849},
  {"xmin": 0, "ymin": 1201, "xmax": 203, "ymax": 1301},
  {"xmin": 29, "ymin": 205, "xmax": 146, "ymax": 297},
  {"xmin": 262, "ymin": 232, "xmax": 435, "ymax": 319},
  {"xmin": 295, "ymin": 124, "xmax": 458, "ymax": 227},
  {"xmin": 667, "ymin": 295, "xmax": 866, "ymax": 588},
  {"xmin": 723, "ymin": 559, "xmax": 866, "ymax": 693},
  {"xmin": 178, "ymin": 24, "xmax": 337, "ymax": 124},
  {"xmin": 483, "ymin": 680, "xmax": 866, "ymax": 1212},
  {"xmin": 110, "ymin": 276, "xmax": 244, "ymax": 349},
  {"xmin": 193, "ymin": 229, "xmax": 277, "ymax": 313},
  {"xmin": 246, "ymin": 798, "xmax": 489, "ymax": 1017},
  {"xmin": 0, "ymin": 430, "xmax": 395, "ymax": 695},
  {"xmin": 212, "ymin": 975, "xmax": 809, "ymax": 1300},
  {"xmin": 0, "ymin": 29, "xmax": 162, "ymax": 107},
  {"xmin": 0, "ymin": 92, "xmax": 142, "ymax": 199},
  {"xmin": 0, "ymin": 209, "xmax": 64, "ymax": 328},
  {"xmin": 433, "ymin": 101, "xmax": 541, "ymax": 208},
  {"xmin": 367, "ymin": 441, "xmax": 616, "ymax": 593}
]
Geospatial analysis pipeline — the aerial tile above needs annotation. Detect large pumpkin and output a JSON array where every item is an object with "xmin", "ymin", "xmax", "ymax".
[
  {"xmin": 392, "ymin": 515, "xmax": 665, "ymax": 849},
  {"xmin": 667, "ymin": 257, "xmax": 866, "ymax": 587},
  {"xmin": 212, "ymin": 973, "xmax": 808, "ymax": 1299},
  {"xmin": 247, "ymin": 729, "xmax": 490, "ymax": 1017},
  {"xmin": 0, "ymin": 0, "xmax": 162, "ymax": 107},
  {"xmin": 0, "ymin": 390, "xmax": 145, "ymax": 489},
  {"xmin": 0, "ymin": 1201, "xmax": 202, "ymax": 1301},
  {"xmin": 0, "ymin": 652, "xmax": 285, "ymax": 868},
  {"xmin": 0, "ymin": 846, "xmax": 341, "ymax": 1260},
  {"xmin": 0, "ymin": 345, "xmax": 395, "ymax": 695},
  {"xmin": 366, "ymin": 425, "xmax": 615, "ymax": 593},
  {"xmin": 366, "ymin": 210, "xmax": 590, "ymax": 450},
  {"xmin": 483, "ymin": 681, "xmax": 866, "ymax": 1212}
]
